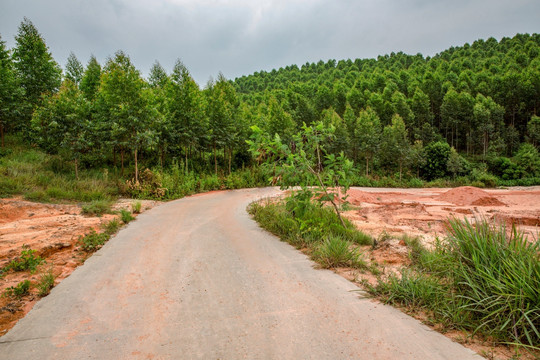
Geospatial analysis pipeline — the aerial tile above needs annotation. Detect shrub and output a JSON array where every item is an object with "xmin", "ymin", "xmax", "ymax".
[{"xmin": 421, "ymin": 141, "xmax": 451, "ymax": 180}]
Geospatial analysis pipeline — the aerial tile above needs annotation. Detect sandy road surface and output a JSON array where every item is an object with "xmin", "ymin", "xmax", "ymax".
[{"xmin": 0, "ymin": 188, "xmax": 479, "ymax": 359}]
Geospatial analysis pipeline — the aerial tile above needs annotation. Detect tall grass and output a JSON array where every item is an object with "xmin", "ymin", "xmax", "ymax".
[
  {"xmin": 248, "ymin": 196, "xmax": 372, "ymax": 269},
  {"xmin": 369, "ymin": 218, "xmax": 540, "ymax": 349}
]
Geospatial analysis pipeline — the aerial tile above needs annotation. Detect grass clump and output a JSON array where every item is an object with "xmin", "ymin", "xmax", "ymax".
[
  {"xmin": 4, "ymin": 246, "xmax": 44, "ymax": 273},
  {"xmin": 120, "ymin": 209, "xmax": 135, "ymax": 224},
  {"xmin": 37, "ymin": 270, "xmax": 55, "ymax": 297},
  {"xmin": 132, "ymin": 201, "xmax": 142, "ymax": 214},
  {"xmin": 368, "ymin": 218, "xmax": 540, "ymax": 350},
  {"xmin": 313, "ymin": 236, "xmax": 367, "ymax": 269},
  {"xmin": 3, "ymin": 280, "xmax": 31, "ymax": 299},
  {"xmin": 81, "ymin": 200, "xmax": 113, "ymax": 216}
]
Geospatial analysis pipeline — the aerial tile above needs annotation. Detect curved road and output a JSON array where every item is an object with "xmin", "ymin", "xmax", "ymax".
[{"xmin": 0, "ymin": 188, "xmax": 480, "ymax": 359}]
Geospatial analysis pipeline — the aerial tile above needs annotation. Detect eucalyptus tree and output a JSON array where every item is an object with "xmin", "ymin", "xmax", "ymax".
[
  {"xmin": 65, "ymin": 52, "xmax": 84, "ymax": 85},
  {"xmin": 0, "ymin": 35, "xmax": 19, "ymax": 147},
  {"xmin": 11, "ymin": 18, "xmax": 61, "ymax": 133},
  {"xmin": 31, "ymin": 80, "xmax": 91, "ymax": 179},
  {"xmin": 96, "ymin": 51, "xmax": 153, "ymax": 182},
  {"xmin": 205, "ymin": 73, "xmax": 239, "ymax": 174},
  {"xmin": 380, "ymin": 114, "xmax": 411, "ymax": 180},
  {"xmin": 355, "ymin": 107, "xmax": 381, "ymax": 176},
  {"xmin": 166, "ymin": 60, "xmax": 204, "ymax": 171},
  {"xmin": 80, "ymin": 55, "xmax": 101, "ymax": 101}
]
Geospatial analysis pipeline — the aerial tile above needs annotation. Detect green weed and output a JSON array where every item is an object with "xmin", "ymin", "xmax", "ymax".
[
  {"xmin": 4, "ymin": 246, "xmax": 44, "ymax": 273},
  {"xmin": 4, "ymin": 280, "xmax": 31, "ymax": 299},
  {"xmin": 78, "ymin": 230, "xmax": 109, "ymax": 252}
]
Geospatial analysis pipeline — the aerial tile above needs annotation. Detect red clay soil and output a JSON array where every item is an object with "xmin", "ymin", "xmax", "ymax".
[
  {"xmin": 344, "ymin": 186, "xmax": 540, "ymax": 245},
  {"xmin": 0, "ymin": 198, "xmax": 160, "ymax": 336}
]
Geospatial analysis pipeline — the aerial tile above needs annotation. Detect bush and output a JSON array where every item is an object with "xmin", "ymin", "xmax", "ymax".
[{"xmin": 421, "ymin": 141, "xmax": 451, "ymax": 181}]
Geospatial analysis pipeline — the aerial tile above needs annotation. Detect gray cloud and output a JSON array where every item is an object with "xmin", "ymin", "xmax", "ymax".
[{"xmin": 0, "ymin": 0, "xmax": 539, "ymax": 85}]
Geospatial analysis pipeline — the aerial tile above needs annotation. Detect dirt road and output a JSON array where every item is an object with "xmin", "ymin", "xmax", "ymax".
[{"xmin": 0, "ymin": 188, "xmax": 479, "ymax": 359}]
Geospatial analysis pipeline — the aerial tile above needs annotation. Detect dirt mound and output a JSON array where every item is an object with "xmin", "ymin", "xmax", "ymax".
[{"xmin": 438, "ymin": 186, "xmax": 505, "ymax": 206}]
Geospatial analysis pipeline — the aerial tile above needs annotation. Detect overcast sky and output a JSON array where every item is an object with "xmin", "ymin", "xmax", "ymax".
[{"xmin": 1, "ymin": 0, "xmax": 539, "ymax": 85}]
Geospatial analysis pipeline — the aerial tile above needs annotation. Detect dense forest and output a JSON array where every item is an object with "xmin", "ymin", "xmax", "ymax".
[{"xmin": 1, "ymin": 18, "xmax": 540, "ymax": 197}]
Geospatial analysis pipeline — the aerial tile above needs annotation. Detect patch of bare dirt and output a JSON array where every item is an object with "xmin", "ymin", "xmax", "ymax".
[{"xmin": 0, "ymin": 197, "xmax": 160, "ymax": 336}]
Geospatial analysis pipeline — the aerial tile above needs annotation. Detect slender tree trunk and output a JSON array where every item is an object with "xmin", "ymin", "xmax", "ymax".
[
  {"xmin": 0, "ymin": 121, "xmax": 4, "ymax": 148},
  {"xmin": 134, "ymin": 148, "xmax": 139, "ymax": 184},
  {"xmin": 120, "ymin": 149, "xmax": 125, "ymax": 177},
  {"xmin": 74, "ymin": 158, "xmax": 79, "ymax": 181},
  {"xmin": 228, "ymin": 147, "xmax": 232, "ymax": 175},
  {"xmin": 365, "ymin": 157, "xmax": 369, "ymax": 176},
  {"xmin": 159, "ymin": 146, "xmax": 164, "ymax": 169},
  {"xmin": 185, "ymin": 146, "xmax": 188, "ymax": 174},
  {"xmin": 213, "ymin": 143, "xmax": 217, "ymax": 175}
]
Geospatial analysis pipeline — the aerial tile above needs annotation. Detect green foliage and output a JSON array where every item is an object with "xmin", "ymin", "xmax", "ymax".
[
  {"xmin": 78, "ymin": 230, "xmax": 109, "ymax": 252},
  {"xmin": 4, "ymin": 246, "xmax": 44, "ymax": 273},
  {"xmin": 81, "ymin": 200, "xmax": 113, "ymax": 216},
  {"xmin": 120, "ymin": 209, "xmax": 135, "ymax": 224},
  {"xmin": 37, "ymin": 269, "xmax": 55, "ymax": 297},
  {"xmin": 3, "ymin": 280, "xmax": 31, "ymax": 299},
  {"xmin": 421, "ymin": 141, "xmax": 451, "ymax": 180},
  {"xmin": 249, "ymin": 121, "xmax": 355, "ymax": 226},
  {"xmin": 370, "ymin": 218, "xmax": 540, "ymax": 348}
]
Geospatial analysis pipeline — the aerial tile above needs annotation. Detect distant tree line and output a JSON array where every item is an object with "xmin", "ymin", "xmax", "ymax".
[{"xmin": 1, "ymin": 18, "xmax": 539, "ymax": 183}]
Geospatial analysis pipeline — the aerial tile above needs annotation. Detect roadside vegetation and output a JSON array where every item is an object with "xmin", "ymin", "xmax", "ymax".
[{"xmin": 368, "ymin": 219, "xmax": 539, "ymax": 352}]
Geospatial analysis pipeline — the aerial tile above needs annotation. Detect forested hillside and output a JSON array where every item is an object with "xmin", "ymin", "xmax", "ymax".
[{"xmin": 1, "ymin": 18, "xmax": 539, "ymax": 198}]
